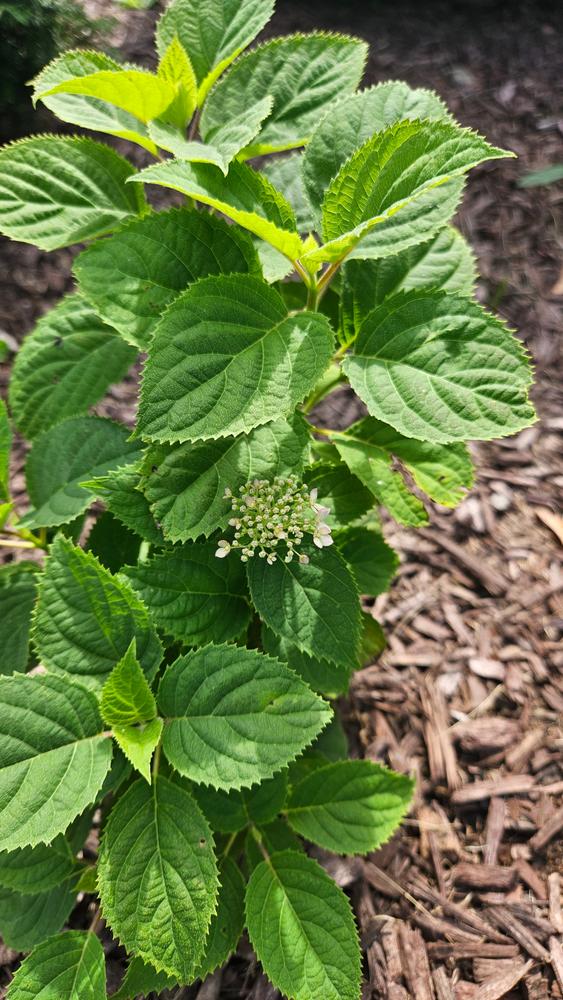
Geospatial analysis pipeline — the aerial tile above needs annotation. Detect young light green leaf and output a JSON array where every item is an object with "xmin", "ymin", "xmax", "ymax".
[
  {"xmin": 345, "ymin": 417, "xmax": 475, "ymax": 507},
  {"xmin": 75, "ymin": 205, "xmax": 260, "ymax": 349},
  {"xmin": 341, "ymin": 226, "xmax": 476, "ymax": 342},
  {"xmin": 6, "ymin": 931, "xmax": 106, "ymax": 1000},
  {"xmin": 246, "ymin": 850, "xmax": 361, "ymax": 1000},
  {"xmin": 130, "ymin": 159, "xmax": 305, "ymax": 261},
  {"xmin": 0, "ymin": 837, "xmax": 75, "ymax": 895},
  {"xmin": 287, "ymin": 760, "xmax": 414, "ymax": 854},
  {"xmin": 0, "ymin": 880, "xmax": 76, "ymax": 951},
  {"xmin": 0, "ymin": 561, "xmax": 39, "ymax": 675},
  {"xmin": 261, "ymin": 153, "xmax": 317, "ymax": 235},
  {"xmin": 303, "ymin": 80, "xmax": 451, "ymax": 217},
  {"xmin": 98, "ymin": 776, "xmax": 218, "ymax": 981},
  {"xmin": 37, "ymin": 67, "xmax": 178, "ymax": 124},
  {"xmin": 0, "ymin": 673, "xmax": 112, "ymax": 851},
  {"xmin": 9, "ymin": 295, "xmax": 136, "ymax": 438},
  {"xmin": 202, "ymin": 33, "xmax": 368, "ymax": 154},
  {"xmin": 337, "ymin": 527, "xmax": 399, "ymax": 597},
  {"xmin": 122, "ymin": 543, "xmax": 251, "ymax": 646},
  {"xmin": 31, "ymin": 50, "xmax": 157, "ymax": 153},
  {"xmin": 20, "ymin": 416, "xmax": 142, "ymax": 529},
  {"xmin": 342, "ymin": 290, "xmax": 535, "ymax": 443},
  {"xmin": 111, "ymin": 957, "xmax": 175, "ymax": 1000},
  {"xmin": 306, "ymin": 119, "xmax": 512, "ymax": 264},
  {"xmin": 0, "ymin": 136, "xmax": 146, "ymax": 251},
  {"xmin": 158, "ymin": 644, "xmax": 331, "ymax": 790},
  {"xmin": 304, "ymin": 460, "xmax": 373, "ymax": 528},
  {"xmin": 0, "ymin": 400, "xmax": 11, "ymax": 501},
  {"xmin": 332, "ymin": 430, "xmax": 429, "ymax": 527},
  {"xmin": 34, "ymin": 535, "xmax": 162, "ymax": 688},
  {"xmin": 156, "ymin": 0, "xmax": 275, "ymax": 98},
  {"xmin": 142, "ymin": 414, "xmax": 309, "ymax": 543},
  {"xmin": 193, "ymin": 857, "xmax": 245, "ymax": 979},
  {"xmin": 100, "ymin": 640, "xmax": 156, "ymax": 728},
  {"xmin": 192, "ymin": 772, "xmax": 288, "ymax": 833},
  {"xmin": 157, "ymin": 35, "xmax": 198, "ymax": 126},
  {"xmin": 261, "ymin": 627, "xmax": 351, "ymax": 698},
  {"xmin": 247, "ymin": 544, "xmax": 362, "ymax": 669},
  {"xmin": 83, "ymin": 465, "xmax": 164, "ymax": 546},
  {"xmin": 113, "ymin": 718, "xmax": 163, "ymax": 784},
  {"xmin": 137, "ymin": 274, "xmax": 333, "ymax": 444}
]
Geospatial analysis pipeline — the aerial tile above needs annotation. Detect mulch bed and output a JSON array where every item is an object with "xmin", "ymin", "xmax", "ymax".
[{"xmin": 0, "ymin": 1, "xmax": 562, "ymax": 998}]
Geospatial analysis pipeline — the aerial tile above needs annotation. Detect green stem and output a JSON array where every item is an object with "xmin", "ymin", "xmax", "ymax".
[
  {"xmin": 302, "ymin": 363, "xmax": 343, "ymax": 414},
  {"xmin": 222, "ymin": 831, "xmax": 238, "ymax": 858},
  {"xmin": 152, "ymin": 739, "xmax": 162, "ymax": 780},
  {"xmin": 249, "ymin": 824, "xmax": 270, "ymax": 863},
  {"xmin": 317, "ymin": 260, "xmax": 342, "ymax": 297}
]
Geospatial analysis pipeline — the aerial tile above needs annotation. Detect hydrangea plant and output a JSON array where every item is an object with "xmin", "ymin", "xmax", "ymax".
[{"xmin": 0, "ymin": 1, "xmax": 535, "ymax": 997}]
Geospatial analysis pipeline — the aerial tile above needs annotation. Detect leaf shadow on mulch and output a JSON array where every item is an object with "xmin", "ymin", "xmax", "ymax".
[{"xmin": 0, "ymin": 1, "xmax": 562, "ymax": 998}]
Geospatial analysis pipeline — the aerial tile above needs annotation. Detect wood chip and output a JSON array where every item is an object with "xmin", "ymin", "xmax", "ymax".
[
  {"xmin": 398, "ymin": 923, "xmax": 436, "ymax": 1000},
  {"xmin": 514, "ymin": 858, "xmax": 547, "ymax": 900},
  {"xmin": 529, "ymin": 804, "xmax": 563, "ymax": 853},
  {"xmin": 551, "ymin": 936, "xmax": 563, "ymax": 994},
  {"xmin": 433, "ymin": 965, "xmax": 455, "ymax": 1000},
  {"xmin": 484, "ymin": 797, "xmax": 506, "ymax": 864},
  {"xmin": 549, "ymin": 873, "xmax": 563, "ymax": 933},
  {"xmin": 485, "ymin": 907, "xmax": 550, "ymax": 961},
  {"xmin": 451, "ymin": 774, "xmax": 535, "ymax": 805},
  {"xmin": 451, "ymin": 862, "xmax": 517, "ymax": 892},
  {"xmin": 474, "ymin": 960, "xmax": 533, "ymax": 1000},
  {"xmin": 418, "ymin": 528, "xmax": 508, "ymax": 596}
]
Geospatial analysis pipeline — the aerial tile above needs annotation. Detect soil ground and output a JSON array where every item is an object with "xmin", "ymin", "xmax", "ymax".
[{"xmin": 0, "ymin": 1, "xmax": 561, "ymax": 998}]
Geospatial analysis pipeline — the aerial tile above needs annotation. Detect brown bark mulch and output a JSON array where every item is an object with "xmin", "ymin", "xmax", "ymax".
[{"xmin": 0, "ymin": 2, "xmax": 561, "ymax": 998}]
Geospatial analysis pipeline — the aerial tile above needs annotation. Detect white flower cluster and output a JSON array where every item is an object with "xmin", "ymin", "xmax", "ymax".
[{"xmin": 215, "ymin": 475, "xmax": 333, "ymax": 565}]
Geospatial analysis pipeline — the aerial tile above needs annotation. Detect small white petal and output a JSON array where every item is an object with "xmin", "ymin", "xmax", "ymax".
[{"xmin": 215, "ymin": 546, "xmax": 230, "ymax": 558}]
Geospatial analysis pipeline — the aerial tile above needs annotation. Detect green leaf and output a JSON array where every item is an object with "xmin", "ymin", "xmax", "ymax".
[
  {"xmin": 245, "ymin": 850, "xmax": 361, "ymax": 1000},
  {"xmin": 142, "ymin": 414, "xmax": 309, "ymax": 543},
  {"xmin": 34, "ymin": 535, "xmax": 162, "ymax": 688},
  {"xmin": 0, "ymin": 837, "xmax": 75, "ymax": 894},
  {"xmin": 37, "ymin": 67, "xmax": 178, "ymax": 124},
  {"xmin": 0, "ymin": 879, "xmax": 76, "ymax": 951},
  {"xmin": 98, "ymin": 776, "xmax": 218, "ymax": 981},
  {"xmin": 287, "ymin": 760, "xmax": 414, "ymax": 855},
  {"xmin": 130, "ymin": 160, "xmax": 305, "ymax": 261},
  {"xmin": 311, "ymin": 714, "xmax": 348, "ymax": 761},
  {"xmin": 158, "ymin": 644, "xmax": 331, "ymax": 790},
  {"xmin": 0, "ymin": 399, "xmax": 11, "ymax": 501},
  {"xmin": 304, "ymin": 460, "xmax": 373, "ymax": 529},
  {"xmin": 83, "ymin": 465, "xmax": 164, "ymax": 546},
  {"xmin": 157, "ymin": 35, "xmax": 198, "ymax": 127},
  {"xmin": 0, "ymin": 136, "xmax": 146, "ymax": 251},
  {"xmin": 332, "ymin": 429, "xmax": 428, "ymax": 527},
  {"xmin": 261, "ymin": 627, "xmax": 351, "ymax": 698},
  {"xmin": 360, "ymin": 613, "xmax": 386, "ymax": 665},
  {"xmin": 193, "ymin": 857, "xmax": 245, "ymax": 978},
  {"xmin": 113, "ymin": 718, "xmax": 163, "ymax": 784},
  {"xmin": 122, "ymin": 543, "xmax": 251, "ymax": 646},
  {"xmin": 341, "ymin": 226, "xmax": 476, "ymax": 343},
  {"xmin": 337, "ymin": 527, "xmax": 399, "ymax": 597},
  {"xmin": 202, "ymin": 33, "xmax": 367, "ymax": 154},
  {"xmin": 518, "ymin": 163, "xmax": 563, "ymax": 188},
  {"xmin": 0, "ymin": 673, "xmax": 112, "ymax": 851},
  {"xmin": 247, "ymin": 544, "xmax": 362, "ymax": 669},
  {"xmin": 156, "ymin": 0, "xmax": 275, "ymax": 98},
  {"xmin": 306, "ymin": 119, "xmax": 511, "ymax": 264},
  {"xmin": 137, "ymin": 274, "xmax": 333, "ymax": 444},
  {"xmin": 6, "ymin": 931, "xmax": 106, "ymax": 1000},
  {"xmin": 303, "ymin": 81, "xmax": 451, "ymax": 217},
  {"xmin": 100, "ymin": 640, "xmax": 156, "ymax": 728},
  {"xmin": 0, "ymin": 561, "xmax": 39, "ymax": 675},
  {"xmin": 31, "ymin": 50, "xmax": 158, "ymax": 153},
  {"xmin": 111, "ymin": 957, "xmax": 176, "ymax": 1000},
  {"xmin": 261, "ymin": 153, "xmax": 316, "ymax": 235},
  {"xmin": 20, "ymin": 416, "xmax": 142, "ymax": 530},
  {"xmin": 343, "ymin": 417, "xmax": 475, "ymax": 507},
  {"xmin": 9, "ymin": 295, "xmax": 136, "ymax": 439},
  {"xmin": 192, "ymin": 771, "xmax": 288, "ymax": 833},
  {"xmin": 75, "ymin": 205, "xmax": 260, "ymax": 350},
  {"xmin": 86, "ymin": 511, "xmax": 141, "ymax": 574},
  {"xmin": 342, "ymin": 290, "xmax": 535, "ymax": 443}
]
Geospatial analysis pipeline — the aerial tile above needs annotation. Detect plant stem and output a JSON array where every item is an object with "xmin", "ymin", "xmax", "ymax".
[
  {"xmin": 317, "ymin": 260, "xmax": 342, "ymax": 297},
  {"xmin": 249, "ymin": 824, "xmax": 270, "ymax": 863},
  {"xmin": 302, "ymin": 363, "xmax": 343, "ymax": 414},
  {"xmin": 152, "ymin": 738, "xmax": 162, "ymax": 780},
  {"xmin": 222, "ymin": 831, "xmax": 238, "ymax": 858}
]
